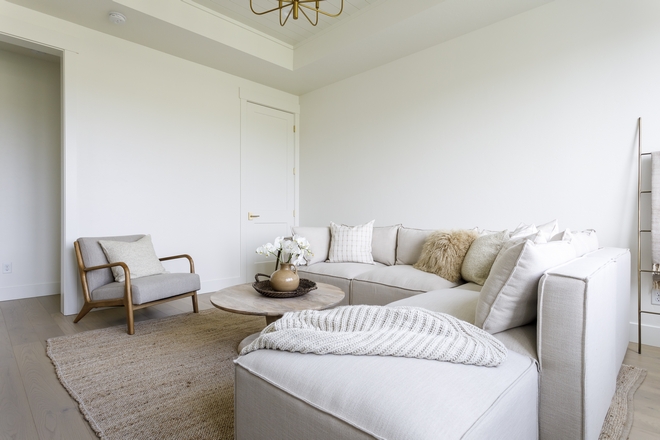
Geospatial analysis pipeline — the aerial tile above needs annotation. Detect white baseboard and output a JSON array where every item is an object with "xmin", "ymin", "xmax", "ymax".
[
  {"xmin": 0, "ymin": 282, "xmax": 60, "ymax": 301},
  {"xmin": 629, "ymin": 321, "xmax": 660, "ymax": 347}
]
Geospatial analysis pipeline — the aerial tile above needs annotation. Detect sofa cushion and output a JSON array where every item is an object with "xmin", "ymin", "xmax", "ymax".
[
  {"xmin": 388, "ymin": 284, "xmax": 481, "ymax": 324},
  {"xmin": 354, "ymin": 265, "xmax": 458, "ymax": 293},
  {"xmin": 371, "ymin": 225, "xmax": 400, "ymax": 266},
  {"xmin": 235, "ymin": 348, "xmax": 538, "ymax": 440},
  {"xmin": 413, "ymin": 229, "xmax": 478, "ymax": 282},
  {"xmin": 461, "ymin": 230, "xmax": 510, "ymax": 286},
  {"xmin": 98, "ymin": 234, "xmax": 167, "ymax": 282},
  {"xmin": 476, "ymin": 239, "xmax": 576, "ymax": 334},
  {"xmin": 329, "ymin": 220, "xmax": 375, "ymax": 264},
  {"xmin": 91, "ymin": 272, "xmax": 200, "ymax": 305},
  {"xmin": 297, "ymin": 261, "xmax": 383, "ymax": 280},
  {"xmin": 395, "ymin": 227, "xmax": 434, "ymax": 265},
  {"xmin": 291, "ymin": 226, "xmax": 330, "ymax": 265}
]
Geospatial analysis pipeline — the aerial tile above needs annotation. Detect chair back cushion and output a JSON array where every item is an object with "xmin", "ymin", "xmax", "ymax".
[{"xmin": 77, "ymin": 235, "xmax": 145, "ymax": 292}]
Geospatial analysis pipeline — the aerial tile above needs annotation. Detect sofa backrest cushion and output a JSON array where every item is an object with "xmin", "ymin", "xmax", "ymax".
[
  {"xmin": 395, "ymin": 227, "xmax": 434, "ymax": 265},
  {"xmin": 293, "ymin": 225, "xmax": 400, "ymax": 266},
  {"xmin": 291, "ymin": 226, "xmax": 331, "ymax": 265},
  {"xmin": 372, "ymin": 225, "xmax": 400, "ymax": 266},
  {"xmin": 475, "ymin": 239, "xmax": 577, "ymax": 334}
]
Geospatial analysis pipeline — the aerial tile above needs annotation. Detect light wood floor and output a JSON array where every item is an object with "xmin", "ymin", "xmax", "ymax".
[{"xmin": 0, "ymin": 294, "xmax": 659, "ymax": 440}]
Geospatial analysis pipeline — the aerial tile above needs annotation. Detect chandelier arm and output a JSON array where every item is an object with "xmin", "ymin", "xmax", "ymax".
[
  {"xmin": 280, "ymin": 6, "xmax": 294, "ymax": 26},
  {"xmin": 250, "ymin": 0, "xmax": 294, "ymax": 16},
  {"xmin": 298, "ymin": 0, "xmax": 344, "ymax": 18},
  {"xmin": 298, "ymin": 6, "xmax": 319, "ymax": 26}
]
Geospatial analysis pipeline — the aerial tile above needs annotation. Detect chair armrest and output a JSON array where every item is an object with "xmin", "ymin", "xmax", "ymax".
[
  {"xmin": 83, "ymin": 261, "xmax": 131, "ymax": 279},
  {"xmin": 159, "ymin": 254, "xmax": 195, "ymax": 273}
]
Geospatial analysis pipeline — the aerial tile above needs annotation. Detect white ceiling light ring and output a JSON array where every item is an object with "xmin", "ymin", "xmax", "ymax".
[{"xmin": 108, "ymin": 11, "xmax": 127, "ymax": 25}]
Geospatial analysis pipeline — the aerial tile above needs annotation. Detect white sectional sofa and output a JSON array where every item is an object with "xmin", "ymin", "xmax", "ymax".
[{"xmin": 234, "ymin": 224, "xmax": 631, "ymax": 439}]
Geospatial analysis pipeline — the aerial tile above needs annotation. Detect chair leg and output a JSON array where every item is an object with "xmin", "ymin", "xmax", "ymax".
[
  {"xmin": 192, "ymin": 292, "xmax": 199, "ymax": 313},
  {"xmin": 126, "ymin": 303, "xmax": 135, "ymax": 335},
  {"xmin": 73, "ymin": 303, "xmax": 94, "ymax": 323}
]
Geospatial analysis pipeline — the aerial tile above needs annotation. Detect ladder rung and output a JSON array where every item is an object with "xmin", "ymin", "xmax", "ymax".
[
  {"xmin": 640, "ymin": 310, "xmax": 660, "ymax": 316},
  {"xmin": 641, "ymin": 269, "xmax": 657, "ymax": 273},
  {"xmin": 641, "ymin": 229, "xmax": 652, "ymax": 232},
  {"xmin": 641, "ymin": 190, "xmax": 652, "ymax": 194}
]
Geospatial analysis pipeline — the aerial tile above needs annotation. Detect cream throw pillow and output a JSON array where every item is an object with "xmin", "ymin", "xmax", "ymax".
[
  {"xmin": 328, "ymin": 220, "xmax": 375, "ymax": 264},
  {"xmin": 413, "ymin": 229, "xmax": 479, "ymax": 283},
  {"xmin": 475, "ymin": 239, "xmax": 576, "ymax": 334},
  {"xmin": 99, "ymin": 235, "xmax": 167, "ymax": 282},
  {"xmin": 461, "ymin": 230, "xmax": 510, "ymax": 286}
]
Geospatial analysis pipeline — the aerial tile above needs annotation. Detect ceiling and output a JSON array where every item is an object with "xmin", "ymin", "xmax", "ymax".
[{"xmin": 6, "ymin": 0, "xmax": 554, "ymax": 95}]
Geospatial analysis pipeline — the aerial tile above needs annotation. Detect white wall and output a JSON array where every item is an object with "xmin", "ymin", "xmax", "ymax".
[
  {"xmin": 0, "ymin": 1, "xmax": 299, "ymax": 314},
  {"xmin": 299, "ymin": 0, "xmax": 660, "ymax": 344},
  {"xmin": 0, "ymin": 48, "xmax": 61, "ymax": 301}
]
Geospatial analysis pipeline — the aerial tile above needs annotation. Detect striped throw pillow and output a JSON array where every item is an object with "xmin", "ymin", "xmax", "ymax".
[{"xmin": 328, "ymin": 220, "xmax": 375, "ymax": 264}]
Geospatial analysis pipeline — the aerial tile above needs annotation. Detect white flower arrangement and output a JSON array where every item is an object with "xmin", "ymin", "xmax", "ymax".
[{"xmin": 256, "ymin": 235, "xmax": 313, "ymax": 266}]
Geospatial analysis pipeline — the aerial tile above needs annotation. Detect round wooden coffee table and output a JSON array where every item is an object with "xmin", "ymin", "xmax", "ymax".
[{"xmin": 210, "ymin": 281, "xmax": 345, "ymax": 352}]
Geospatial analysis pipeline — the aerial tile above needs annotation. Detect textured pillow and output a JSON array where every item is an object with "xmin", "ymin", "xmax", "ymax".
[
  {"xmin": 413, "ymin": 229, "xmax": 479, "ymax": 283},
  {"xmin": 461, "ymin": 230, "xmax": 510, "ymax": 286},
  {"xmin": 291, "ymin": 226, "xmax": 330, "ymax": 265},
  {"xmin": 98, "ymin": 235, "xmax": 167, "ymax": 282},
  {"xmin": 328, "ymin": 220, "xmax": 375, "ymax": 264},
  {"xmin": 475, "ymin": 240, "xmax": 576, "ymax": 334},
  {"xmin": 372, "ymin": 225, "xmax": 400, "ymax": 266}
]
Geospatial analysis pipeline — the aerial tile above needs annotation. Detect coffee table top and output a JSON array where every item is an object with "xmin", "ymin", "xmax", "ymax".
[{"xmin": 210, "ymin": 282, "xmax": 345, "ymax": 319}]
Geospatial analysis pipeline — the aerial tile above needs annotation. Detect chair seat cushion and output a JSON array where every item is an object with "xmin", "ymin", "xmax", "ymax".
[{"xmin": 91, "ymin": 273, "xmax": 200, "ymax": 305}]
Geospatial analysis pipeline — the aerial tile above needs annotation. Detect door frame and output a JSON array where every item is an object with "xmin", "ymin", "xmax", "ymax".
[{"xmin": 238, "ymin": 88, "xmax": 300, "ymax": 283}]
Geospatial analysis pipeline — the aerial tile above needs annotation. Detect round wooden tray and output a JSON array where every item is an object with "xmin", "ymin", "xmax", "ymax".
[{"xmin": 252, "ymin": 275, "xmax": 318, "ymax": 298}]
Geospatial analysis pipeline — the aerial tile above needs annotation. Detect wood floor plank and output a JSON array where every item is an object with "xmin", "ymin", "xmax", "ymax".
[
  {"xmin": 0, "ymin": 300, "xmax": 41, "ymax": 440},
  {"xmin": 0, "ymin": 300, "xmax": 40, "ymax": 347},
  {"xmin": 36, "ymin": 294, "xmax": 61, "ymax": 315},
  {"xmin": 14, "ymin": 341, "xmax": 97, "ymax": 440}
]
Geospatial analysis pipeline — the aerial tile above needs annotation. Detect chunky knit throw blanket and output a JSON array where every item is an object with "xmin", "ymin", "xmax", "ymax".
[{"xmin": 240, "ymin": 305, "xmax": 507, "ymax": 367}]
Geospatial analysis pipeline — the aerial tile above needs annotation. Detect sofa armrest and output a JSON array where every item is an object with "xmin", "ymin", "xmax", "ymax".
[{"xmin": 537, "ymin": 247, "xmax": 630, "ymax": 440}]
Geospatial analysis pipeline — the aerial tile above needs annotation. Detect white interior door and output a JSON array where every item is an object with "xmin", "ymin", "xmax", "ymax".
[{"xmin": 241, "ymin": 102, "xmax": 296, "ymax": 282}]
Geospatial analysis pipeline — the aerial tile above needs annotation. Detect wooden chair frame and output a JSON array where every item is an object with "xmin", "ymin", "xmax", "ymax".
[{"xmin": 73, "ymin": 240, "xmax": 199, "ymax": 335}]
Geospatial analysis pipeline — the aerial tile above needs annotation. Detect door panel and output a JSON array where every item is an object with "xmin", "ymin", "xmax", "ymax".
[{"xmin": 241, "ymin": 102, "xmax": 295, "ymax": 282}]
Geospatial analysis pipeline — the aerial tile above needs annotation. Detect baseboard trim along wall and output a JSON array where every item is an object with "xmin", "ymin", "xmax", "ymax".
[
  {"xmin": 630, "ymin": 322, "xmax": 660, "ymax": 348},
  {"xmin": 0, "ymin": 282, "xmax": 60, "ymax": 301}
]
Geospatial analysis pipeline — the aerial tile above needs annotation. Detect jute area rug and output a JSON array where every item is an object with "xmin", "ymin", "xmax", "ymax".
[
  {"xmin": 46, "ymin": 309, "xmax": 264, "ymax": 440},
  {"xmin": 47, "ymin": 309, "xmax": 646, "ymax": 440}
]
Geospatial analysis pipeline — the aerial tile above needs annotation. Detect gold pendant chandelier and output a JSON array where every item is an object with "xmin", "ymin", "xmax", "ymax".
[{"xmin": 250, "ymin": 0, "xmax": 344, "ymax": 26}]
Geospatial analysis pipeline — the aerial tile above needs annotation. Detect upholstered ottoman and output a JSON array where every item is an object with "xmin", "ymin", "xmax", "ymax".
[{"xmin": 234, "ymin": 347, "xmax": 538, "ymax": 439}]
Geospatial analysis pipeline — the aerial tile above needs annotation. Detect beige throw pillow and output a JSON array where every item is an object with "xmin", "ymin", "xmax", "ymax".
[
  {"xmin": 328, "ymin": 220, "xmax": 375, "ymax": 264},
  {"xmin": 413, "ymin": 229, "xmax": 479, "ymax": 283},
  {"xmin": 461, "ymin": 230, "xmax": 510, "ymax": 286},
  {"xmin": 98, "ymin": 235, "xmax": 167, "ymax": 282},
  {"xmin": 475, "ymin": 239, "xmax": 576, "ymax": 334}
]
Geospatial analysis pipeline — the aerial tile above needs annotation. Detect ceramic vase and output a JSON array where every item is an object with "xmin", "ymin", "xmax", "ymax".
[{"xmin": 270, "ymin": 263, "xmax": 300, "ymax": 292}]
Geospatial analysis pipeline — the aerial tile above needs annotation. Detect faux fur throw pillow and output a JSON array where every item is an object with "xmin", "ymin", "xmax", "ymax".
[{"xmin": 413, "ymin": 229, "xmax": 479, "ymax": 282}]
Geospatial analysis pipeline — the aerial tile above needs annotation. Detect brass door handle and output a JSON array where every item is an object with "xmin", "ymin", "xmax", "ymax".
[{"xmin": 248, "ymin": 212, "xmax": 261, "ymax": 221}]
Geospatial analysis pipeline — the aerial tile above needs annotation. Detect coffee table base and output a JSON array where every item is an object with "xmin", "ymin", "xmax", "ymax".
[{"xmin": 237, "ymin": 316, "xmax": 278, "ymax": 353}]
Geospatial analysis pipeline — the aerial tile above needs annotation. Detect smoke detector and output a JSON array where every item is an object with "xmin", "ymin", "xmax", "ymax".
[{"xmin": 108, "ymin": 12, "xmax": 127, "ymax": 25}]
